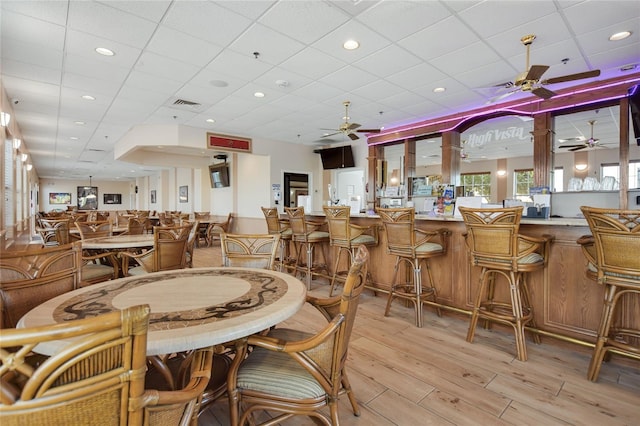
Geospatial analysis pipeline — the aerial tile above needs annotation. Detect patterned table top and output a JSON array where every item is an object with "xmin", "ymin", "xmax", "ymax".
[
  {"xmin": 80, "ymin": 234, "xmax": 155, "ymax": 249},
  {"xmin": 18, "ymin": 267, "xmax": 307, "ymax": 356}
]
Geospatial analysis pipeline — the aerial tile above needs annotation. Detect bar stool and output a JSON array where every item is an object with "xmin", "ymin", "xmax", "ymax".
[
  {"xmin": 376, "ymin": 207, "xmax": 449, "ymax": 328},
  {"xmin": 323, "ymin": 205, "xmax": 379, "ymax": 296},
  {"xmin": 285, "ymin": 206, "xmax": 330, "ymax": 289},
  {"xmin": 459, "ymin": 206, "xmax": 551, "ymax": 361},
  {"xmin": 580, "ymin": 206, "xmax": 640, "ymax": 381},
  {"xmin": 261, "ymin": 207, "xmax": 293, "ymax": 272}
]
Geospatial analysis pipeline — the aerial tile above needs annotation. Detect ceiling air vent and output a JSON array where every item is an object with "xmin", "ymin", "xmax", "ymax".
[{"xmin": 173, "ymin": 99, "xmax": 200, "ymax": 107}]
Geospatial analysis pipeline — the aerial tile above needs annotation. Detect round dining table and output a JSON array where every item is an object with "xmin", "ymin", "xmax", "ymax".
[
  {"xmin": 80, "ymin": 233, "xmax": 155, "ymax": 250},
  {"xmin": 18, "ymin": 267, "xmax": 307, "ymax": 356}
]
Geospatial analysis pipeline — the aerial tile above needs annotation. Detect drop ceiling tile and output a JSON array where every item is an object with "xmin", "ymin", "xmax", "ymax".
[
  {"xmin": 429, "ymin": 41, "xmax": 502, "ymax": 79},
  {"xmin": 378, "ymin": 91, "xmax": 430, "ymax": 110},
  {"xmin": 1, "ymin": 38, "xmax": 63, "ymax": 70},
  {"xmin": 205, "ymin": 49, "xmax": 273, "ymax": 82},
  {"xmin": 134, "ymin": 51, "xmax": 200, "ymax": 82},
  {"xmin": 226, "ymin": 23, "xmax": 305, "ymax": 67},
  {"xmin": 279, "ymin": 47, "xmax": 347, "ymax": 80},
  {"xmin": 454, "ymin": 60, "xmax": 516, "ymax": 90},
  {"xmin": 1, "ymin": 0, "xmax": 68, "ymax": 25},
  {"xmin": 123, "ymin": 70, "xmax": 184, "ymax": 98},
  {"xmin": 1, "ymin": 10, "xmax": 65, "ymax": 50},
  {"xmin": 98, "ymin": 0, "xmax": 171, "ymax": 23},
  {"xmin": 356, "ymin": 1, "xmax": 451, "ymax": 41},
  {"xmin": 1, "ymin": 59, "xmax": 61, "ymax": 85},
  {"xmin": 312, "ymin": 20, "xmax": 392, "ymax": 63},
  {"xmin": 353, "ymin": 45, "xmax": 422, "ymax": 79},
  {"xmin": 350, "ymin": 79, "xmax": 405, "ymax": 102},
  {"xmin": 67, "ymin": 1, "xmax": 157, "ymax": 48},
  {"xmin": 589, "ymin": 43, "xmax": 640, "ymax": 72},
  {"xmin": 458, "ymin": 1, "xmax": 558, "ymax": 38},
  {"xmin": 386, "ymin": 63, "xmax": 449, "ymax": 91},
  {"xmin": 290, "ymin": 81, "xmax": 344, "ymax": 104},
  {"xmin": 218, "ymin": 0, "xmax": 276, "ymax": 20},
  {"xmin": 146, "ymin": 26, "xmax": 223, "ymax": 67},
  {"xmin": 399, "ymin": 15, "xmax": 477, "ymax": 60},
  {"xmin": 64, "ymin": 29, "xmax": 142, "ymax": 68},
  {"xmin": 259, "ymin": 1, "xmax": 349, "ymax": 44},
  {"xmin": 319, "ymin": 65, "xmax": 379, "ymax": 92},
  {"xmin": 64, "ymin": 53, "xmax": 130, "ymax": 84},
  {"xmin": 562, "ymin": 1, "xmax": 640, "ymax": 35},
  {"xmin": 577, "ymin": 17, "xmax": 640, "ymax": 56},
  {"xmin": 252, "ymin": 67, "xmax": 313, "ymax": 95}
]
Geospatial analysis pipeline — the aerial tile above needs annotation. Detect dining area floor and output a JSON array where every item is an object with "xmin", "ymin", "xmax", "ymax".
[{"xmin": 192, "ymin": 245, "xmax": 639, "ymax": 425}]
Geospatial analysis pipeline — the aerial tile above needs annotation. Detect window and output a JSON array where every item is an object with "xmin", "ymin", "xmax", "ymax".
[
  {"xmin": 553, "ymin": 167, "xmax": 564, "ymax": 193},
  {"xmin": 514, "ymin": 169, "xmax": 534, "ymax": 201},
  {"xmin": 601, "ymin": 161, "xmax": 640, "ymax": 189},
  {"xmin": 460, "ymin": 172, "xmax": 491, "ymax": 198}
]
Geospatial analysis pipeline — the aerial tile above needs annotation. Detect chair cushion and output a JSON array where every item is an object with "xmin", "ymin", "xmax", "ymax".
[
  {"xmin": 351, "ymin": 234, "xmax": 376, "ymax": 245},
  {"xmin": 82, "ymin": 264, "xmax": 114, "ymax": 281},
  {"xmin": 127, "ymin": 266, "xmax": 148, "ymax": 276},
  {"xmin": 518, "ymin": 253, "xmax": 543, "ymax": 264},
  {"xmin": 237, "ymin": 328, "xmax": 324, "ymax": 400},
  {"xmin": 416, "ymin": 242, "xmax": 443, "ymax": 253}
]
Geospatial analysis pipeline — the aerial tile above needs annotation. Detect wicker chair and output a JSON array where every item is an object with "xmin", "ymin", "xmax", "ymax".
[
  {"xmin": 37, "ymin": 218, "xmax": 70, "ymax": 246},
  {"xmin": 459, "ymin": 206, "xmax": 551, "ymax": 362},
  {"xmin": 0, "ymin": 243, "xmax": 82, "ymax": 329},
  {"xmin": 285, "ymin": 206, "xmax": 330, "ymax": 289},
  {"xmin": 0, "ymin": 304, "xmax": 150, "ymax": 425},
  {"xmin": 184, "ymin": 220, "xmax": 200, "ymax": 268},
  {"xmin": 120, "ymin": 224, "xmax": 191, "ymax": 276},
  {"xmin": 227, "ymin": 245, "xmax": 369, "ymax": 426},
  {"xmin": 376, "ymin": 207, "xmax": 449, "ymax": 327},
  {"xmin": 75, "ymin": 221, "xmax": 119, "ymax": 286},
  {"xmin": 261, "ymin": 207, "xmax": 293, "ymax": 272},
  {"xmin": 580, "ymin": 206, "xmax": 640, "ymax": 381},
  {"xmin": 124, "ymin": 217, "xmax": 147, "ymax": 235},
  {"xmin": 220, "ymin": 233, "xmax": 280, "ymax": 269},
  {"xmin": 323, "ymin": 205, "xmax": 379, "ymax": 296},
  {"xmin": 205, "ymin": 213, "xmax": 234, "ymax": 247}
]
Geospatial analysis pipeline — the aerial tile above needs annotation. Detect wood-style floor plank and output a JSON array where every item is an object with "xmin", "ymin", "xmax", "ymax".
[{"xmin": 193, "ymin": 246, "xmax": 640, "ymax": 425}]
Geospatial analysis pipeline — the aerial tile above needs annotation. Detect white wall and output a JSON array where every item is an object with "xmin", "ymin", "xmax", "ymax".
[{"xmin": 39, "ymin": 179, "xmax": 133, "ymax": 212}]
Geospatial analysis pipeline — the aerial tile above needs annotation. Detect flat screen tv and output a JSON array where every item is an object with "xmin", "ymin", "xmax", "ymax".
[
  {"xmin": 209, "ymin": 163, "xmax": 230, "ymax": 188},
  {"xmin": 319, "ymin": 146, "xmax": 355, "ymax": 169}
]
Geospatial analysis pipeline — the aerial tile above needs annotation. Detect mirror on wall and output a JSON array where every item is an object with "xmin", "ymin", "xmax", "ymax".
[{"xmin": 415, "ymin": 136, "xmax": 442, "ymax": 179}]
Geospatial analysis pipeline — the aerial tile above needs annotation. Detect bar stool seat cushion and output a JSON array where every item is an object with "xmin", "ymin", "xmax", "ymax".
[
  {"xmin": 281, "ymin": 228, "xmax": 293, "ymax": 238},
  {"xmin": 351, "ymin": 234, "xmax": 376, "ymax": 245},
  {"xmin": 295, "ymin": 231, "xmax": 329, "ymax": 242},
  {"xmin": 475, "ymin": 253, "xmax": 543, "ymax": 265},
  {"xmin": 82, "ymin": 263, "xmax": 116, "ymax": 281},
  {"xmin": 236, "ymin": 329, "xmax": 324, "ymax": 399},
  {"xmin": 416, "ymin": 242, "xmax": 444, "ymax": 253}
]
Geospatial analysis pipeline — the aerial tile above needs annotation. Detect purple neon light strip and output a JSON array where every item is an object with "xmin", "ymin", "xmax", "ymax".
[{"xmin": 368, "ymin": 76, "xmax": 640, "ymax": 146}]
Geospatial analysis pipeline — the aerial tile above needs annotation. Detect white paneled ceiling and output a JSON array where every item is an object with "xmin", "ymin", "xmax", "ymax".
[{"xmin": 1, "ymin": 0, "xmax": 639, "ymax": 180}]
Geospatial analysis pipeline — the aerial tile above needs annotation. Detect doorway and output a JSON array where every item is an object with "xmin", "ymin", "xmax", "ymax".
[{"xmin": 283, "ymin": 172, "xmax": 309, "ymax": 208}]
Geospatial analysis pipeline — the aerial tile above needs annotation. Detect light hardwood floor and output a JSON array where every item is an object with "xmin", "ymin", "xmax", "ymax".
[{"xmin": 193, "ymin": 246, "xmax": 639, "ymax": 426}]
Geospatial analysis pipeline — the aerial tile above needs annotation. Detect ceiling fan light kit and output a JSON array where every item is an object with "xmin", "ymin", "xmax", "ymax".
[{"xmin": 321, "ymin": 101, "xmax": 382, "ymax": 141}]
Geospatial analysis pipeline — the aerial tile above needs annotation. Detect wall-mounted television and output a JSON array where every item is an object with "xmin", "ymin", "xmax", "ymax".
[
  {"xmin": 318, "ymin": 145, "xmax": 355, "ymax": 169},
  {"xmin": 209, "ymin": 163, "xmax": 230, "ymax": 188}
]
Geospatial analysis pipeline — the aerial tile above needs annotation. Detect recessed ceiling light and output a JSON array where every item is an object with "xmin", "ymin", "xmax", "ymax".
[
  {"xmin": 343, "ymin": 39, "xmax": 359, "ymax": 50},
  {"xmin": 254, "ymin": 92, "xmax": 265, "ymax": 98},
  {"xmin": 70, "ymin": 136, "xmax": 78, "ymax": 140},
  {"xmin": 433, "ymin": 87, "xmax": 446, "ymax": 93},
  {"xmin": 95, "ymin": 47, "xmax": 115, "ymax": 56},
  {"xmin": 81, "ymin": 95, "xmax": 95, "ymax": 100},
  {"xmin": 609, "ymin": 31, "xmax": 631, "ymax": 41},
  {"xmin": 206, "ymin": 118, "xmax": 215, "ymax": 123},
  {"xmin": 74, "ymin": 121, "xmax": 85, "ymax": 125},
  {"xmin": 210, "ymin": 80, "xmax": 228, "ymax": 87}
]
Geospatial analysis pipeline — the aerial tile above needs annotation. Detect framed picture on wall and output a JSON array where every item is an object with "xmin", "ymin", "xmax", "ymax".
[
  {"xmin": 49, "ymin": 192, "xmax": 71, "ymax": 205},
  {"xmin": 77, "ymin": 186, "xmax": 98, "ymax": 210},
  {"xmin": 179, "ymin": 186, "xmax": 188, "ymax": 203},
  {"xmin": 150, "ymin": 190, "xmax": 156, "ymax": 204},
  {"xmin": 103, "ymin": 193, "xmax": 122, "ymax": 204}
]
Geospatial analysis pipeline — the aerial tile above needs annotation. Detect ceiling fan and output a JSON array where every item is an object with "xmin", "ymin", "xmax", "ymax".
[
  {"xmin": 487, "ymin": 34, "xmax": 601, "ymax": 103},
  {"xmin": 558, "ymin": 120, "xmax": 601, "ymax": 151},
  {"xmin": 322, "ymin": 101, "xmax": 381, "ymax": 141}
]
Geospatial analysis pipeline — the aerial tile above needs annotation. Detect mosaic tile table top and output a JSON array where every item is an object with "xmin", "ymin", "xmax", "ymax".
[
  {"xmin": 80, "ymin": 234, "xmax": 155, "ymax": 249},
  {"xmin": 18, "ymin": 267, "xmax": 307, "ymax": 356}
]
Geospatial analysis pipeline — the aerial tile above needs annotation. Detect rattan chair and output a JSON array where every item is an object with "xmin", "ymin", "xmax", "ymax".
[
  {"xmin": 75, "ymin": 220, "xmax": 113, "ymax": 239},
  {"xmin": 0, "ymin": 243, "xmax": 82, "ymax": 328},
  {"xmin": 459, "ymin": 206, "xmax": 551, "ymax": 361},
  {"xmin": 580, "ymin": 206, "xmax": 640, "ymax": 381},
  {"xmin": 261, "ymin": 207, "xmax": 294, "ymax": 272},
  {"xmin": 124, "ymin": 217, "xmax": 147, "ymax": 235},
  {"xmin": 285, "ymin": 206, "xmax": 330, "ymax": 289},
  {"xmin": 37, "ymin": 218, "xmax": 70, "ymax": 246},
  {"xmin": 120, "ymin": 224, "xmax": 191, "ymax": 276},
  {"xmin": 0, "ymin": 304, "xmax": 150, "ymax": 425},
  {"xmin": 324, "ymin": 205, "xmax": 379, "ymax": 296},
  {"xmin": 220, "ymin": 233, "xmax": 280, "ymax": 269},
  {"xmin": 205, "ymin": 213, "xmax": 234, "ymax": 247},
  {"xmin": 184, "ymin": 220, "xmax": 200, "ymax": 268},
  {"xmin": 227, "ymin": 245, "xmax": 369, "ymax": 426},
  {"xmin": 75, "ymin": 221, "xmax": 119, "ymax": 286},
  {"xmin": 376, "ymin": 207, "xmax": 449, "ymax": 327}
]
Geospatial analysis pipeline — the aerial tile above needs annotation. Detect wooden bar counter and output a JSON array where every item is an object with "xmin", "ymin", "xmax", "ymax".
[{"xmin": 303, "ymin": 211, "xmax": 636, "ymax": 346}]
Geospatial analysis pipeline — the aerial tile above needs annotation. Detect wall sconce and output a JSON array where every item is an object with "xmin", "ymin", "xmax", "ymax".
[
  {"xmin": 26, "ymin": 164, "xmax": 33, "ymax": 171},
  {"xmin": 13, "ymin": 138, "xmax": 21, "ymax": 149},
  {"xmin": 0, "ymin": 112, "xmax": 10, "ymax": 127},
  {"xmin": 497, "ymin": 170, "xmax": 507, "ymax": 177},
  {"xmin": 575, "ymin": 163, "xmax": 588, "ymax": 171},
  {"xmin": 21, "ymin": 153, "xmax": 28, "ymax": 162}
]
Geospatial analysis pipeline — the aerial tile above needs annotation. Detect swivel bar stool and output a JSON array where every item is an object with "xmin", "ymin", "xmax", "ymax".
[
  {"xmin": 323, "ymin": 205, "xmax": 379, "ymax": 296},
  {"xmin": 261, "ymin": 207, "xmax": 293, "ymax": 272},
  {"xmin": 376, "ymin": 207, "xmax": 449, "ymax": 328},
  {"xmin": 580, "ymin": 206, "xmax": 640, "ymax": 381},
  {"xmin": 459, "ymin": 206, "xmax": 551, "ymax": 361},
  {"xmin": 285, "ymin": 206, "xmax": 330, "ymax": 289}
]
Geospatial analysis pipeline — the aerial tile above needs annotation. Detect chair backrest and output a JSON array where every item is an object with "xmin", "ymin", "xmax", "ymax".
[
  {"xmin": 0, "ymin": 243, "xmax": 82, "ymax": 328},
  {"xmin": 126, "ymin": 217, "xmax": 147, "ymax": 235},
  {"xmin": 38, "ymin": 218, "xmax": 70, "ymax": 245},
  {"xmin": 458, "ymin": 206, "xmax": 522, "ymax": 266},
  {"xmin": 184, "ymin": 220, "xmax": 200, "ymax": 267},
  {"xmin": 323, "ymin": 205, "xmax": 352, "ymax": 247},
  {"xmin": 220, "ymin": 233, "xmax": 281, "ymax": 269},
  {"xmin": 580, "ymin": 206, "xmax": 640, "ymax": 285},
  {"xmin": 284, "ymin": 206, "xmax": 308, "ymax": 237},
  {"xmin": 261, "ymin": 207, "xmax": 282, "ymax": 234},
  {"xmin": 75, "ymin": 221, "xmax": 113, "ymax": 239},
  {"xmin": 0, "ymin": 304, "xmax": 150, "ymax": 425},
  {"xmin": 152, "ymin": 224, "xmax": 191, "ymax": 272},
  {"xmin": 375, "ymin": 207, "xmax": 418, "ymax": 256},
  {"xmin": 194, "ymin": 212, "xmax": 210, "ymax": 219}
]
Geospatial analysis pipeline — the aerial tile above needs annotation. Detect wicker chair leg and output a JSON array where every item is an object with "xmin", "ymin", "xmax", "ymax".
[
  {"xmin": 424, "ymin": 260, "xmax": 442, "ymax": 317},
  {"xmin": 413, "ymin": 262, "xmax": 424, "ymax": 328},
  {"xmin": 588, "ymin": 284, "xmax": 617, "ymax": 381},
  {"xmin": 341, "ymin": 368, "xmax": 360, "ymax": 416},
  {"xmin": 520, "ymin": 275, "xmax": 541, "ymax": 344},
  {"xmin": 509, "ymin": 272, "xmax": 528, "ymax": 361},
  {"xmin": 385, "ymin": 256, "xmax": 402, "ymax": 317},
  {"xmin": 467, "ymin": 267, "xmax": 488, "ymax": 343}
]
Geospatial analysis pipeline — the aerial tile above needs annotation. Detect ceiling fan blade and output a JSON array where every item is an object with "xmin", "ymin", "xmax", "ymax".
[
  {"xmin": 559, "ymin": 144, "xmax": 587, "ymax": 148},
  {"xmin": 532, "ymin": 86, "xmax": 556, "ymax": 99},
  {"xmin": 357, "ymin": 128, "xmax": 381, "ymax": 133},
  {"xmin": 525, "ymin": 65, "xmax": 549, "ymax": 81},
  {"xmin": 569, "ymin": 145, "xmax": 587, "ymax": 152},
  {"xmin": 346, "ymin": 122, "xmax": 361, "ymax": 131},
  {"xmin": 486, "ymin": 89, "xmax": 518, "ymax": 104},
  {"xmin": 347, "ymin": 132, "xmax": 359, "ymax": 141},
  {"xmin": 542, "ymin": 69, "xmax": 601, "ymax": 85},
  {"xmin": 322, "ymin": 131, "xmax": 342, "ymax": 138}
]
